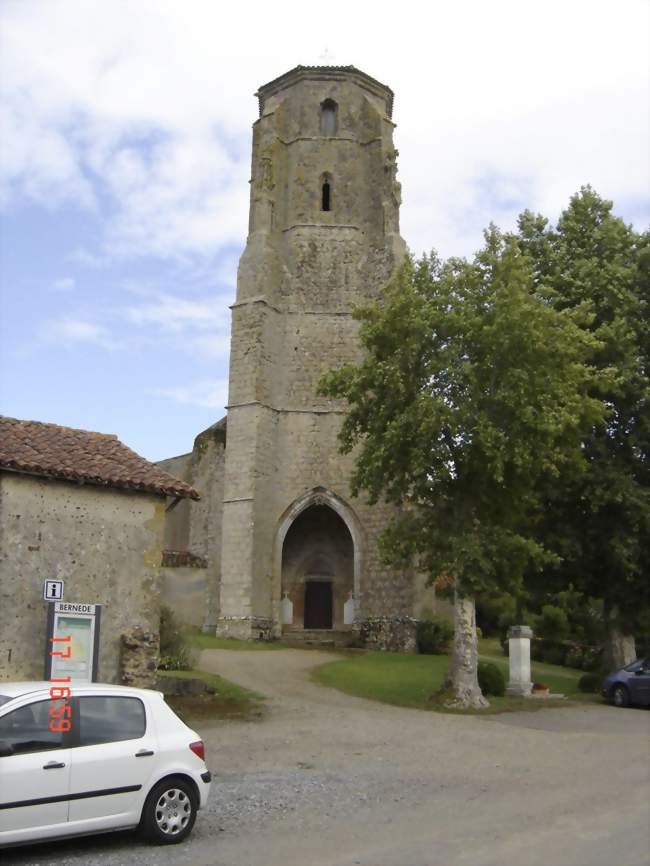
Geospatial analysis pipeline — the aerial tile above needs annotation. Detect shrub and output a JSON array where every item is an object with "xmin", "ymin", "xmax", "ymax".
[
  {"xmin": 477, "ymin": 662, "xmax": 506, "ymax": 696},
  {"xmin": 158, "ymin": 653, "xmax": 194, "ymax": 671},
  {"xmin": 565, "ymin": 647, "xmax": 584, "ymax": 669},
  {"xmin": 475, "ymin": 592, "xmax": 517, "ymax": 636},
  {"xmin": 159, "ymin": 605, "xmax": 197, "ymax": 671},
  {"xmin": 581, "ymin": 647, "xmax": 603, "ymax": 672},
  {"xmin": 416, "ymin": 615, "xmax": 454, "ymax": 654},
  {"xmin": 530, "ymin": 639, "xmax": 545, "ymax": 661},
  {"xmin": 542, "ymin": 646, "xmax": 566, "ymax": 666},
  {"xmin": 532, "ymin": 605, "xmax": 570, "ymax": 642},
  {"xmin": 578, "ymin": 673, "xmax": 600, "ymax": 693}
]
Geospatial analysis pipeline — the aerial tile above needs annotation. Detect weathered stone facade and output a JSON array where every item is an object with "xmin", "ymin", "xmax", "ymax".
[
  {"xmin": 0, "ymin": 473, "xmax": 165, "ymax": 682},
  {"xmin": 160, "ymin": 66, "xmax": 452, "ymax": 646},
  {"xmin": 158, "ymin": 418, "xmax": 225, "ymax": 631},
  {"xmin": 217, "ymin": 66, "xmax": 413, "ymax": 643}
]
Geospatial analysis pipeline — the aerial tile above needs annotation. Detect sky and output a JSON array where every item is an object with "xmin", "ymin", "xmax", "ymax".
[{"xmin": 1, "ymin": 0, "xmax": 648, "ymax": 462}]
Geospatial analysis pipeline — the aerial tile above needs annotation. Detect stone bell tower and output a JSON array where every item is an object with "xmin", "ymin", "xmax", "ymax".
[{"xmin": 217, "ymin": 65, "xmax": 414, "ymax": 644}]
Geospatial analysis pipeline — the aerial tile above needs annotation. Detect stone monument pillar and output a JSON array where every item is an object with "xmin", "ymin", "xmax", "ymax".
[{"xmin": 506, "ymin": 625, "xmax": 533, "ymax": 696}]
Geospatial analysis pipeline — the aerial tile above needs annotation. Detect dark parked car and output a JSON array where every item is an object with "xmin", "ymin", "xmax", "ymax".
[{"xmin": 602, "ymin": 658, "xmax": 650, "ymax": 707}]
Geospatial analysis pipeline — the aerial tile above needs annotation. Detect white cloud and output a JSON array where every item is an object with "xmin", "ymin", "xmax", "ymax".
[
  {"xmin": 0, "ymin": 99, "xmax": 95, "ymax": 210},
  {"xmin": 124, "ymin": 292, "xmax": 224, "ymax": 332},
  {"xmin": 154, "ymin": 379, "xmax": 228, "ymax": 411},
  {"xmin": 65, "ymin": 248, "xmax": 105, "ymax": 269},
  {"xmin": 44, "ymin": 318, "xmax": 120, "ymax": 351},
  {"xmin": 0, "ymin": 0, "xmax": 647, "ymax": 261},
  {"xmin": 51, "ymin": 276, "xmax": 76, "ymax": 292}
]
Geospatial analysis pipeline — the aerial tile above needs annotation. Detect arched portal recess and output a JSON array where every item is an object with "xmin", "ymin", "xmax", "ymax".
[{"xmin": 280, "ymin": 504, "xmax": 354, "ymax": 631}]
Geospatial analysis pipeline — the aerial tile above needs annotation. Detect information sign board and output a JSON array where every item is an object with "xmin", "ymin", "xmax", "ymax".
[{"xmin": 44, "ymin": 602, "xmax": 101, "ymax": 682}]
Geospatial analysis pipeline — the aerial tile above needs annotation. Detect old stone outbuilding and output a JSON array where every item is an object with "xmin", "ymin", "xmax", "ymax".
[
  {"xmin": 160, "ymin": 66, "xmax": 444, "ymax": 649},
  {"xmin": 0, "ymin": 416, "xmax": 198, "ymax": 683}
]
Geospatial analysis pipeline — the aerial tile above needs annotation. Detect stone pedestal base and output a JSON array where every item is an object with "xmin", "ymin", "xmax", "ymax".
[
  {"xmin": 506, "ymin": 682, "xmax": 534, "ymax": 697},
  {"xmin": 507, "ymin": 624, "xmax": 533, "ymax": 697}
]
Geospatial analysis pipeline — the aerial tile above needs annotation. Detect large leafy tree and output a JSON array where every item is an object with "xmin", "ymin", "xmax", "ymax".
[
  {"xmin": 516, "ymin": 188, "xmax": 649, "ymax": 667},
  {"xmin": 320, "ymin": 232, "xmax": 603, "ymax": 708}
]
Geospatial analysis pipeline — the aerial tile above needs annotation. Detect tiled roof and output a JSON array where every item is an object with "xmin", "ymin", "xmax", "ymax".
[{"xmin": 0, "ymin": 416, "xmax": 199, "ymax": 500}]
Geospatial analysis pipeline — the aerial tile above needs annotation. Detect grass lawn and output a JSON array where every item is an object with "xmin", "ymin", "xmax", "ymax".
[
  {"xmin": 312, "ymin": 640, "xmax": 600, "ymax": 714},
  {"xmin": 157, "ymin": 668, "xmax": 266, "ymax": 722},
  {"xmin": 314, "ymin": 652, "xmax": 451, "ymax": 709},
  {"xmin": 189, "ymin": 632, "xmax": 290, "ymax": 651}
]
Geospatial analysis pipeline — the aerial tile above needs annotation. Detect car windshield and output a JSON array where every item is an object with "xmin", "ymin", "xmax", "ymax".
[
  {"xmin": 0, "ymin": 696, "xmax": 13, "ymax": 708},
  {"xmin": 623, "ymin": 659, "xmax": 643, "ymax": 672}
]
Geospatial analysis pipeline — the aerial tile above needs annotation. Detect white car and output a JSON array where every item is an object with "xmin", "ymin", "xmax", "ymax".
[{"xmin": 0, "ymin": 682, "xmax": 212, "ymax": 848}]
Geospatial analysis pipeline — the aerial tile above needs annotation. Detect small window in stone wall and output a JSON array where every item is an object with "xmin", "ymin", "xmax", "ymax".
[
  {"xmin": 321, "ymin": 176, "xmax": 331, "ymax": 212},
  {"xmin": 320, "ymin": 99, "xmax": 338, "ymax": 136}
]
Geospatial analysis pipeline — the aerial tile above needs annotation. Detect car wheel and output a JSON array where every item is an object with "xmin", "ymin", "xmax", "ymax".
[
  {"xmin": 611, "ymin": 684, "xmax": 630, "ymax": 708},
  {"xmin": 140, "ymin": 777, "xmax": 197, "ymax": 844}
]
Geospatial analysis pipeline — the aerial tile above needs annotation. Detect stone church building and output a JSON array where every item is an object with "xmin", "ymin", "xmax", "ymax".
[{"xmin": 160, "ymin": 66, "xmax": 440, "ymax": 649}]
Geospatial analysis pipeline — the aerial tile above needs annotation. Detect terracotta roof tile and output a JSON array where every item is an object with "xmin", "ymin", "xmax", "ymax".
[{"xmin": 0, "ymin": 416, "xmax": 199, "ymax": 500}]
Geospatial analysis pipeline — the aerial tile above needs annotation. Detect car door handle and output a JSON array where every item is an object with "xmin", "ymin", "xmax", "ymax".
[
  {"xmin": 135, "ymin": 749, "xmax": 154, "ymax": 757},
  {"xmin": 43, "ymin": 760, "xmax": 66, "ymax": 769}
]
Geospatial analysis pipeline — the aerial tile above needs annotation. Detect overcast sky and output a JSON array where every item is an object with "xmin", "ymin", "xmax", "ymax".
[{"xmin": 1, "ymin": 0, "xmax": 648, "ymax": 461}]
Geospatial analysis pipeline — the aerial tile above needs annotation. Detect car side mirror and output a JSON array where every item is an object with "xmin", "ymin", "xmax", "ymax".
[{"xmin": 0, "ymin": 740, "xmax": 14, "ymax": 757}]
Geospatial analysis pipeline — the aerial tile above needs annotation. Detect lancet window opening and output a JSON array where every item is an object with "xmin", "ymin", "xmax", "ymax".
[
  {"xmin": 321, "ymin": 174, "xmax": 332, "ymax": 212},
  {"xmin": 320, "ymin": 99, "xmax": 338, "ymax": 136}
]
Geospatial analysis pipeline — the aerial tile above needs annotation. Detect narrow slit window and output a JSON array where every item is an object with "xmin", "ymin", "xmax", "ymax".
[
  {"xmin": 322, "ymin": 179, "xmax": 331, "ymax": 212},
  {"xmin": 320, "ymin": 99, "xmax": 338, "ymax": 136}
]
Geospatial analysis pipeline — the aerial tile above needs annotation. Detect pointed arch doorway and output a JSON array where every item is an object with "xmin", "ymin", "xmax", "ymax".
[{"xmin": 276, "ymin": 490, "xmax": 362, "ymax": 633}]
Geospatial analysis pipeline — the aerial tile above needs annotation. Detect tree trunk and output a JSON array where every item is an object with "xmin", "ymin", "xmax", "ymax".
[
  {"xmin": 603, "ymin": 625, "xmax": 636, "ymax": 672},
  {"xmin": 443, "ymin": 588, "xmax": 489, "ymax": 709},
  {"xmin": 601, "ymin": 603, "xmax": 636, "ymax": 671}
]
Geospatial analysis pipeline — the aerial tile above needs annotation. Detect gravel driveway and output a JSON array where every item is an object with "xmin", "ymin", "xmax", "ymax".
[{"xmin": 5, "ymin": 648, "xmax": 649, "ymax": 866}]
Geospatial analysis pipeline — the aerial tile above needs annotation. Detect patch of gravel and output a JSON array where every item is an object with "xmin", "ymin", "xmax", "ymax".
[
  {"xmin": 208, "ymin": 769, "xmax": 389, "ymax": 829},
  {"xmin": 3, "ymin": 765, "xmax": 432, "ymax": 866}
]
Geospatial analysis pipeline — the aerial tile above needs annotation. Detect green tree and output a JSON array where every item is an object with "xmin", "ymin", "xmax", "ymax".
[
  {"xmin": 320, "ymin": 233, "xmax": 603, "ymax": 708},
  {"xmin": 516, "ymin": 188, "xmax": 649, "ymax": 668}
]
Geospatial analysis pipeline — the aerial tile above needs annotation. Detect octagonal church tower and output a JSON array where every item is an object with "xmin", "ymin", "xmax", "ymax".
[{"xmin": 217, "ymin": 65, "xmax": 413, "ymax": 643}]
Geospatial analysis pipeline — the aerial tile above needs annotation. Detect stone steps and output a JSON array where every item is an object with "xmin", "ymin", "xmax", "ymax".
[{"xmin": 281, "ymin": 629, "xmax": 357, "ymax": 648}]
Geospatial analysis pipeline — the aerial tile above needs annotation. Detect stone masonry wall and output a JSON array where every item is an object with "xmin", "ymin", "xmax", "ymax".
[
  {"xmin": 0, "ymin": 473, "xmax": 165, "ymax": 683},
  {"xmin": 159, "ymin": 565, "xmax": 206, "ymax": 629},
  {"xmin": 119, "ymin": 627, "xmax": 159, "ymax": 689},
  {"xmin": 158, "ymin": 419, "xmax": 225, "ymax": 631}
]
